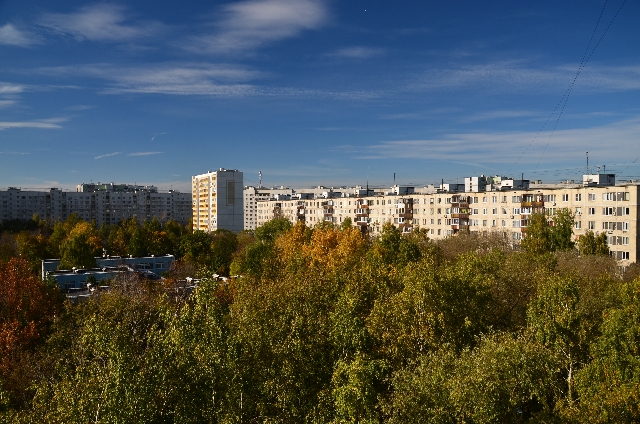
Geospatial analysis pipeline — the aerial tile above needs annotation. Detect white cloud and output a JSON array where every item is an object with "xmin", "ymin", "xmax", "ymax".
[
  {"xmin": 459, "ymin": 110, "xmax": 539, "ymax": 123},
  {"xmin": 38, "ymin": 63, "xmax": 262, "ymax": 96},
  {"xmin": 349, "ymin": 116, "xmax": 640, "ymax": 165},
  {"xmin": 39, "ymin": 4, "xmax": 162, "ymax": 42},
  {"xmin": 94, "ymin": 152, "xmax": 121, "ymax": 159},
  {"xmin": 0, "ymin": 23, "xmax": 39, "ymax": 47},
  {"xmin": 0, "ymin": 151, "xmax": 29, "ymax": 154},
  {"xmin": 127, "ymin": 151, "xmax": 163, "ymax": 156},
  {"xmin": 0, "ymin": 118, "xmax": 66, "ymax": 130},
  {"xmin": 328, "ymin": 46, "xmax": 385, "ymax": 59},
  {"xmin": 0, "ymin": 83, "xmax": 24, "ymax": 94},
  {"xmin": 0, "ymin": 100, "xmax": 16, "ymax": 108},
  {"xmin": 411, "ymin": 62, "xmax": 640, "ymax": 94},
  {"xmin": 191, "ymin": 0, "xmax": 328, "ymax": 53}
]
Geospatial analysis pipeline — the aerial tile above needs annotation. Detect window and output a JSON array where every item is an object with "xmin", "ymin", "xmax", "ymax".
[
  {"xmin": 430, "ymin": 219, "xmax": 434, "ymax": 224},
  {"xmin": 491, "ymin": 196, "xmax": 497, "ymax": 203},
  {"xmin": 437, "ymin": 219, "xmax": 441, "ymax": 225},
  {"xmin": 588, "ymin": 221, "xmax": 596, "ymax": 230},
  {"xmin": 512, "ymin": 232, "xmax": 522, "ymax": 240},
  {"xmin": 482, "ymin": 220, "xmax": 487, "ymax": 226},
  {"xmin": 502, "ymin": 220, "xmax": 507, "ymax": 227},
  {"xmin": 473, "ymin": 197, "xmax": 479, "ymax": 203},
  {"xmin": 575, "ymin": 207, "xmax": 582, "ymax": 215},
  {"xmin": 473, "ymin": 208, "xmax": 478, "ymax": 215},
  {"xmin": 562, "ymin": 194, "xmax": 569, "ymax": 202},
  {"xmin": 575, "ymin": 221, "xmax": 582, "ymax": 229},
  {"xmin": 502, "ymin": 196, "xmax": 507, "ymax": 202},
  {"xmin": 512, "ymin": 195, "xmax": 521, "ymax": 203},
  {"xmin": 492, "ymin": 219, "xmax": 497, "ymax": 227},
  {"xmin": 437, "ymin": 208, "xmax": 441, "ymax": 214},
  {"xmin": 226, "ymin": 180, "xmax": 236, "ymax": 205},
  {"xmin": 619, "ymin": 207, "xmax": 630, "ymax": 216},
  {"xmin": 513, "ymin": 208, "xmax": 521, "ymax": 215},
  {"xmin": 603, "ymin": 192, "xmax": 614, "ymax": 201},
  {"xmin": 588, "ymin": 193, "xmax": 596, "ymax": 201},
  {"xmin": 483, "ymin": 197, "xmax": 487, "ymax": 203},
  {"xmin": 617, "ymin": 192, "xmax": 630, "ymax": 201},
  {"xmin": 588, "ymin": 207, "xmax": 596, "ymax": 215},
  {"xmin": 492, "ymin": 208, "xmax": 497, "ymax": 215},
  {"xmin": 621, "ymin": 222, "xmax": 629, "ymax": 231},
  {"xmin": 502, "ymin": 208, "xmax": 507, "ymax": 214},
  {"xmin": 603, "ymin": 207, "xmax": 615, "ymax": 216},
  {"xmin": 575, "ymin": 193, "xmax": 582, "ymax": 201}
]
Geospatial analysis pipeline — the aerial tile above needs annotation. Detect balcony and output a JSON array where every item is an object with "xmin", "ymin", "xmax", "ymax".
[{"xmin": 521, "ymin": 201, "xmax": 544, "ymax": 208}]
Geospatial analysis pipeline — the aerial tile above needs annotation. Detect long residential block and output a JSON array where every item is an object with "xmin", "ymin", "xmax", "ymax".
[{"xmin": 254, "ymin": 174, "xmax": 640, "ymax": 264}]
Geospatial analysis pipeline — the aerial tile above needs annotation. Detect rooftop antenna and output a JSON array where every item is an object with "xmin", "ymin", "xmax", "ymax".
[
  {"xmin": 586, "ymin": 151, "xmax": 589, "ymax": 175},
  {"xmin": 393, "ymin": 173, "xmax": 396, "ymax": 185},
  {"xmin": 259, "ymin": 171, "xmax": 262, "ymax": 187},
  {"xmin": 366, "ymin": 170, "xmax": 369, "ymax": 193}
]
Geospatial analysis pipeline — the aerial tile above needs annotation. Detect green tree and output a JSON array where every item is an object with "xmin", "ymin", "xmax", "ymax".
[
  {"xmin": 527, "ymin": 274, "xmax": 586, "ymax": 402},
  {"xmin": 386, "ymin": 334, "xmax": 560, "ymax": 423},
  {"xmin": 374, "ymin": 222, "xmax": 421, "ymax": 268},
  {"xmin": 179, "ymin": 230, "xmax": 212, "ymax": 268},
  {"xmin": 58, "ymin": 222, "xmax": 101, "ymax": 270},
  {"xmin": 550, "ymin": 208, "xmax": 575, "ymax": 251},
  {"xmin": 15, "ymin": 232, "xmax": 49, "ymax": 274},
  {"xmin": 209, "ymin": 229, "xmax": 238, "ymax": 275},
  {"xmin": 578, "ymin": 230, "xmax": 610, "ymax": 256},
  {"xmin": 570, "ymin": 278, "xmax": 640, "ymax": 422},
  {"xmin": 254, "ymin": 217, "xmax": 292, "ymax": 244},
  {"xmin": 340, "ymin": 217, "xmax": 353, "ymax": 230},
  {"xmin": 521, "ymin": 212, "xmax": 552, "ymax": 255},
  {"xmin": 332, "ymin": 353, "xmax": 387, "ymax": 424}
]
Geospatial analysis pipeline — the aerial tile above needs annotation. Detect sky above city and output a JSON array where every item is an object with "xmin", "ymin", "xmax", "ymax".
[{"xmin": 1, "ymin": 0, "xmax": 639, "ymax": 192}]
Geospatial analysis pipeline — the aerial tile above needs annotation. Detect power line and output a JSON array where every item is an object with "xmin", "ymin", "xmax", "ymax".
[{"xmin": 505, "ymin": 0, "xmax": 627, "ymax": 175}]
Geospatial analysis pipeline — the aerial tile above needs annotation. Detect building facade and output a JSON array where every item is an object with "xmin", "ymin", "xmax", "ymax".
[
  {"xmin": 192, "ymin": 169, "xmax": 244, "ymax": 232},
  {"xmin": 254, "ymin": 175, "xmax": 640, "ymax": 264},
  {"xmin": 0, "ymin": 184, "xmax": 191, "ymax": 226}
]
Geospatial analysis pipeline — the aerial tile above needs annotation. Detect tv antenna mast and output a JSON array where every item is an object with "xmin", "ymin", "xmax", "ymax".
[
  {"xmin": 259, "ymin": 171, "xmax": 262, "ymax": 187},
  {"xmin": 586, "ymin": 151, "xmax": 589, "ymax": 174}
]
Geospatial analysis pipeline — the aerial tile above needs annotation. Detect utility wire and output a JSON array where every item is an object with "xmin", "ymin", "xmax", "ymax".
[
  {"xmin": 505, "ymin": 0, "xmax": 626, "ymax": 175},
  {"xmin": 535, "ymin": 0, "xmax": 627, "ymax": 170}
]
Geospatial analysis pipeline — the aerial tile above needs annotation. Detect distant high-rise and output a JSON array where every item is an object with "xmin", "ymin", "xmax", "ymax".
[
  {"xmin": 0, "ymin": 184, "xmax": 190, "ymax": 226},
  {"xmin": 192, "ymin": 169, "xmax": 244, "ymax": 232}
]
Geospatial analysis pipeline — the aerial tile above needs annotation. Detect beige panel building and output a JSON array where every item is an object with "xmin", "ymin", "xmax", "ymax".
[{"xmin": 254, "ymin": 175, "xmax": 640, "ymax": 264}]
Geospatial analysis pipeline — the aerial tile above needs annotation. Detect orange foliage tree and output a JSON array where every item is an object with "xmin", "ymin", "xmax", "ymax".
[{"xmin": 0, "ymin": 258, "xmax": 63, "ymax": 405}]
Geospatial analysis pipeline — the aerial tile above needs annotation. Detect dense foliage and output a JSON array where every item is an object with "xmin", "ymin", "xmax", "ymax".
[{"xmin": 1, "ymin": 213, "xmax": 639, "ymax": 422}]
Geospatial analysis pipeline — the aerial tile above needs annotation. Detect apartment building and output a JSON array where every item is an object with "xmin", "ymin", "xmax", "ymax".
[
  {"xmin": 192, "ymin": 169, "xmax": 244, "ymax": 232},
  {"xmin": 0, "ymin": 184, "xmax": 191, "ymax": 226},
  {"xmin": 254, "ymin": 174, "xmax": 640, "ymax": 264}
]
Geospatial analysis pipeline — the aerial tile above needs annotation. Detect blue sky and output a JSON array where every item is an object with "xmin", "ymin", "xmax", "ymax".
[{"xmin": 1, "ymin": 0, "xmax": 639, "ymax": 191}]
